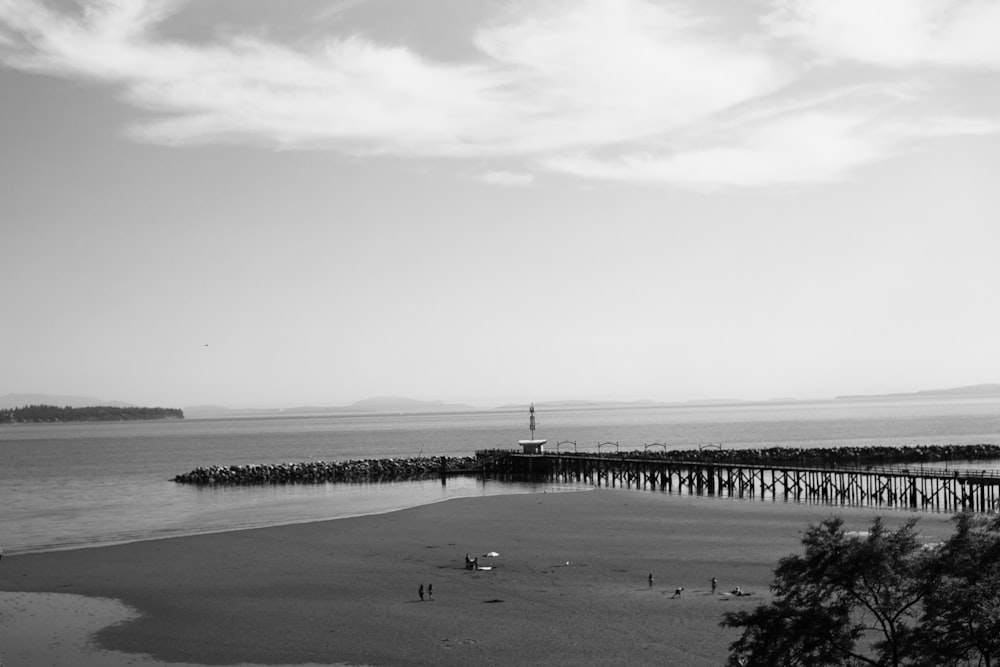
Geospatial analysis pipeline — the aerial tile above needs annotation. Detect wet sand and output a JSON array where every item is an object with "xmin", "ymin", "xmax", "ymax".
[{"xmin": 0, "ymin": 489, "xmax": 956, "ymax": 666}]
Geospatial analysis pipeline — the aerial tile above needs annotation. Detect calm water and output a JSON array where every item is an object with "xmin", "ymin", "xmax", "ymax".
[{"xmin": 2, "ymin": 398, "xmax": 1000, "ymax": 555}]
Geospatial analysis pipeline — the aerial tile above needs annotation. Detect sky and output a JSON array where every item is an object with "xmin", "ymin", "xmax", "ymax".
[{"xmin": 1, "ymin": 0, "xmax": 999, "ymax": 409}]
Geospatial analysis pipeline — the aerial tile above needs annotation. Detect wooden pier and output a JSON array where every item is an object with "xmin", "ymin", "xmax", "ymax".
[{"xmin": 482, "ymin": 453, "xmax": 1000, "ymax": 513}]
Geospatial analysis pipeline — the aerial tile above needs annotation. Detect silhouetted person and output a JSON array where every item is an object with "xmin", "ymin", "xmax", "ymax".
[
  {"xmin": 418, "ymin": 584, "xmax": 424, "ymax": 601},
  {"xmin": 648, "ymin": 573, "xmax": 653, "ymax": 589},
  {"xmin": 711, "ymin": 577, "xmax": 717, "ymax": 594},
  {"xmin": 428, "ymin": 584, "xmax": 434, "ymax": 601}
]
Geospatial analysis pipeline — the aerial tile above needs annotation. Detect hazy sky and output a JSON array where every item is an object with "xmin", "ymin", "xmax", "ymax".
[{"xmin": 2, "ymin": 0, "xmax": 999, "ymax": 408}]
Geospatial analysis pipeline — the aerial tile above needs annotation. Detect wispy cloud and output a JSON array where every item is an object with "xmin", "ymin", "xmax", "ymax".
[
  {"xmin": 311, "ymin": 0, "xmax": 370, "ymax": 25},
  {"xmin": 470, "ymin": 0, "xmax": 785, "ymax": 153},
  {"xmin": 546, "ymin": 112, "xmax": 884, "ymax": 188},
  {"xmin": 0, "ymin": 0, "xmax": 996, "ymax": 188},
  {"xmin": 763, "ymin": 0, "xmax": 1000, "ymax": 68},
  {"xmin": 545, "ymin": 80, "xmax": 999, "ymax": 188},
  {"xmin": 479, "ymin": 170, "xmax": 535, "ymax": 187}
]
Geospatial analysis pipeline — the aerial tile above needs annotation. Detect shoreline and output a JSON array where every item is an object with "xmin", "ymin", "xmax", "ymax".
[
  {"xmin": 2, "ymin": 477, "xmax": 580, "ymax": 557},
  {"xmin": 7, "ymin": 485, "xmax": 583, "ymax": 557},
  {"xmin": 0, "ymin": 489, "xmax": 959, "ymax": 666}
]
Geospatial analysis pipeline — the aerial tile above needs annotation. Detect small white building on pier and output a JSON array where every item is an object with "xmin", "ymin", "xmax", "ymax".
[{"xmin": 518, "ymin": 403, "xmax": 546, "ymax": 454}]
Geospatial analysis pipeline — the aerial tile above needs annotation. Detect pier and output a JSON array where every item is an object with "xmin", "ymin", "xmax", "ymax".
[
  {"xmin": 480, "ymin": 452, "xmax": 1000, "ymax": 513},
  {"xmin": 172, "ymin": 442, "xmax": 1000, "ymax": 513}
]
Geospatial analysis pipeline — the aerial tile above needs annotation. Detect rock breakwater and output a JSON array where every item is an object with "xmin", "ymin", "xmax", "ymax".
[{"xmin": 173, "ymin": 456, "xmax": 478, "ymax": 485}]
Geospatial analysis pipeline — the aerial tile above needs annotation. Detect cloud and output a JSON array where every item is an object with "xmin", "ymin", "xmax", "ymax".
[
  {"xmin": 311, "ymin": 0, "xmax": 370, "ymax": 25},
  {"xmin": 0, "ymin": 0, "xmax": 179, "ymax": 77},
  {"xmin": 479, "ymin": 170, "xmax": 535, "ymax": 187},
  {"xmin": 545, "ymin": 112, "xmax": 884, "ymax": 188},
  {"xmin": 0, "ymin": 0, "xmax": 997, "ymax": 188},
  {"xmin": 125, "ymin": 35, "xmax": 511, "ymax": 155},
  {"xmin": 0, "ymin": 0, "xmax": 785, "ymax": 156},
  {"xmin": 0, "ymin": 0, "xmax": 512, "ymax": 154},
  {"xmin": 471, "ymin": 0, "xmax": 786, "ymax": 152},
  {"xmin": 543, "ymin": 82, "xmax": 1000, "ymax": 188},
  {"xmin": 763, "ymin": 0, "xmax": 1000, "ymax": 68}
]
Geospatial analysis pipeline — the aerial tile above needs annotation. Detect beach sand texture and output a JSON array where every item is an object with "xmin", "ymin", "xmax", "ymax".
[{"xmin": 1, "ymin": 489, "xmax": 956, "ymax": 666}]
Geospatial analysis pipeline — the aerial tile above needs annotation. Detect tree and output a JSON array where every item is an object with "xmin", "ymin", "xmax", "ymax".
[
  {"xmin": 722, "ymin": 516, "xmax": 935, "ymax": 667},
  {"xmin": 913, "ymin": 512, "xmax": 1000, "ymax": 667}
]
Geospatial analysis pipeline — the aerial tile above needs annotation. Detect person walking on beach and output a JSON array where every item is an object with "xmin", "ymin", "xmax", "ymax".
[
  {"xmin": 418, "ymin": 584, "xmax": 424, "ymax": 601},
  {"xmin": 428, "ymin": 584, "xmax": 434, "ymax": 601},
  {"xmin": 648, "ymin": 573, "xmax": 653, "ymax": 589},
  {"xmin": 711, "ymin": 577, "xmax": 717, "ymax": 594},
  {"xmin": 672, "ymin": 587, "xmax": 684, "ymax": 599}
]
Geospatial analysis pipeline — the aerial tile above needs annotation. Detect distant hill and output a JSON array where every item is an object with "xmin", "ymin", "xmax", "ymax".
[
  {"xmin": 345, "ymin": 396, "xmax": 477, "ymax": 413},
  {"xmin": 496, "ymin": 399, "xmax": 662, "ymax": 411},
  {"xmin": 837, "ymin": 384, "xmax": 1000, "ymax": 400},
  {"xmin": 914, "ymin": 384, "xmax": 1000, "ymax": 397},
  {"xmin": 0, "ymin": 393, "xmax": 133, "ymax": 410},
  {"xmin": 183, "ymin": 397, "xmax": 478, "ymax": 418},
  {"xmin": 182, "ymin": 405, "xmax": 276, "ymax": 419}
]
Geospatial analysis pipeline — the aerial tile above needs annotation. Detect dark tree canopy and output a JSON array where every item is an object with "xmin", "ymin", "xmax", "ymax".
[
  {"xmin": 914, "ymin": 513, "xmax": 1000, "ymax": 667},
  {"xmin": 722, "ymin": 516, "xmax": 935, "ymax": 667},
  {"xmin": 722, "ymin": 512, "xmax": 1000, "ymax": 667},
  {"xmin": 0, "ymin": 404, "xmax": 183, "ymax": 423}
]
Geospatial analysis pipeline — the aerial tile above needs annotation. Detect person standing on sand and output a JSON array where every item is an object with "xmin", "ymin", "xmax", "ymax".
[
  {"xmin": 428, "ymin": 584, "xmax": 434, "ymax": 601},
  {"xmin": 648, "ymin": 573, "xmax": 653, "ymax": 589},
  {"xmin": 418, "ymin": 584, "xmax": 424, "ymax": 601},
  {"xmin": 711, "ymin": 577, "xmax": 717, "ymax": 594}
]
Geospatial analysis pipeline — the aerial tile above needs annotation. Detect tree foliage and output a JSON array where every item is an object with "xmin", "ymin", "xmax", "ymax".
[
  {"xmin": 722, "ymin": 513, "xmax": 1000, "ymax": 667},
  {"xmin": 914, "ymin": 513, "xmax": 1000, "ymax": 667},
  {"xmin": 0, "ymin": 404, "xmax": 183, "ymax": 423}
]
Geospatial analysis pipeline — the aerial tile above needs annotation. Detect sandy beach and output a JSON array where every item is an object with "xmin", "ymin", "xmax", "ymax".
[{"xmin": 1, "ymin": 489, "xmax": 957, "ymax": 666}]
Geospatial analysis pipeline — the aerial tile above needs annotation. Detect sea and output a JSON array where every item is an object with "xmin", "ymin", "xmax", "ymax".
[{"xmin": 3, "ymin": 397, "xmax": 1000, "ymax": 556}]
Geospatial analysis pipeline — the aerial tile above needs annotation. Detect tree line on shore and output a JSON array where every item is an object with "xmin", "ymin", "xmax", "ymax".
[
  {"xmin": 0, "ymin": 404, "xmax": 184, "ymax": 423},
  {"xmin": 723, "ymin": 511, "xmax": 1000, "ymax": 667}
]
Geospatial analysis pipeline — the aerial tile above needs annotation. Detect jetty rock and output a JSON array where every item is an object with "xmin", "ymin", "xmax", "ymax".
[{"xmin": 173, "ymin": 456, "xmax": 478, "ymax": 486}]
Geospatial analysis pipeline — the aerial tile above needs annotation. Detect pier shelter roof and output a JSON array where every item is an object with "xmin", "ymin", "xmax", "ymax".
[{"xmin": 518, "ymin": 439, "xmax": 547, "ymax": 454}]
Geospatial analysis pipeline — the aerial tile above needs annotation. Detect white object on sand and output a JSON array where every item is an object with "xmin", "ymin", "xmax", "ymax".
[{"xmin": 483, "ymin": 551, "xmax": 500, "ymax": 557}]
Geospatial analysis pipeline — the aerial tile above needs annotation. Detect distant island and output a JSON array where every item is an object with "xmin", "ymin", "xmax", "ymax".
[
  {"xmin": 0, "ymin": 404, "xmax": 184, "ymax": 424},
  {"xmin": 836, "ymin": 384, "xmax": 1000, "ymax": 401}
]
